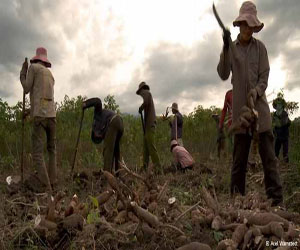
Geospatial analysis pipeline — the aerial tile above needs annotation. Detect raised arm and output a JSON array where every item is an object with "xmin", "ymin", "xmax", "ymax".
[{"xmin": 217, "ymin": 47, "xmax": 232, "ymax": 81}]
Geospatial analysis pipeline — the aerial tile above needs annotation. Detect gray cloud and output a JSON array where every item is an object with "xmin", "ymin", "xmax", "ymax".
[
  {"xmin": 257, "ymin": 0, "xmax": 300, "ymax": 90},
  {"xmin": 116, "ymin": 0, "xmax": 300, "ymax": 115},
  {"xmin": 0, "ymin": 0, "xmax": 65, "ymax": 70},
  {"xmin": 117, "ymin": 32, "xmax": 229, "ymax": 115},
  {"xmin": 1, "ymin": 0, "xmax": 300, "ymax": 116},
  {"xmin": 0, "ymin": 0, "xmax": 71, "ymax": 101}
]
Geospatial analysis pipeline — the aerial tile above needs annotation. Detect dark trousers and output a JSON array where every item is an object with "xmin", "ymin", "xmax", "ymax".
[
  {"xmin": 103, "ymin": 115, "xmax": 123, "ymax": 172},
  {"xmin": 231, "ymin": 130, "xmax": 283, "ymax": 203},
  {"xmin": 275, "ymin": 138, "xmax": 289, "ymax": 163},
  {"xmin": 32, "ymin": 117, "xmax": 57, "ymax": 188}
]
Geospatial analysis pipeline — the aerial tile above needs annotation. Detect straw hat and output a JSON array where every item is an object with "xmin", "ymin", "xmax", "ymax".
[
  {"xmin": 233, "ymin": 1, "xmax": 264, "ymax": 33},
  {"xmin": 170, "ymin": 140, "xmax": 178, "ymax": 147},
  {"xmin": 30, "ymin": 47, "xmax": 51, "ymax": 67},
  {"xmin": 171, "ymin": 102, "xmax": 179, "ymax": 111}
]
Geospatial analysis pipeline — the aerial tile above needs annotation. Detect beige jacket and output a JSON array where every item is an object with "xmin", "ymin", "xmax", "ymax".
[
  {"xmin": 20, "ymin": 63, "xmax": 56, "ymax": 118},
  {"xmin": 217, "ymin": 36, "xmax": 271, "ymax": 134}
]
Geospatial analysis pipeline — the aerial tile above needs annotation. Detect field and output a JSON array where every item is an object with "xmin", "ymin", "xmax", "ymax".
[{"xmin": 0, "ymin": 95, "xmax": 300, "ymax": 250}]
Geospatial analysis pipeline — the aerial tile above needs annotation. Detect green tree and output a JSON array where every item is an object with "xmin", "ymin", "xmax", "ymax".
[
  {"xmin": 103, "ymin": 94, "xmax": 120, "ymax": 113},
  {"xmin": 273, "ymin": 90, "xmax": 299, "ymax": 115}
]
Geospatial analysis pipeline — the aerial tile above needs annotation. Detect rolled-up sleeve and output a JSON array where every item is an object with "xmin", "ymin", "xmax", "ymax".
[{"xmin": 255, "ymin": 42, "xmax": 269, "ymax": 97}]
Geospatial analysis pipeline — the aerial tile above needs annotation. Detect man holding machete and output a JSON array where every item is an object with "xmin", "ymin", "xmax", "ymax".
[
  {"xmin": 136, "ymin": 82, "xmax": 161, "ymax": 173},
  {"xmin": 216, "ymin": 1, "xmax": 283, "ymax": 206}
]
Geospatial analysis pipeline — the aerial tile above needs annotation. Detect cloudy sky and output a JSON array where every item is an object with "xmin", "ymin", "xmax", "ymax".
[{"xmin": 1, "ymin": 0, "xmax": 300, "ymax": 117}]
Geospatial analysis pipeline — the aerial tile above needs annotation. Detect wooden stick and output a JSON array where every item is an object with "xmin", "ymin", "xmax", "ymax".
[
  {"xmin": 175, "ymin": 201, "xmax": 201, "ymax": 222},
  {"xmin": 70, "ymin": 110, "xmax": 84, "ymax": 175},
  {"xmin": 157, "ymin": 181, "xmax": 168, "ymax": 201},
  {"xmin": 119, "ymin": 160, "xmax": 151, "ymax": 189}
]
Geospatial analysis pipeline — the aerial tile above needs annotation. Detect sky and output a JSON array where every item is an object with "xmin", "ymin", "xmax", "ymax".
[{"xmin": 1, "ymin": 0, "xmax": 300, "ymax": 118}]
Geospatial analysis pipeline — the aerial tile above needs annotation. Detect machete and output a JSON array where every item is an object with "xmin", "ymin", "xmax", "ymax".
[
  {"xmin": 212, "ymin": 3, "xmax": 227, "ymax": 32},
  {"xmin": 212, "ymin": 3, "xmax": 238, "ymax": 60}
]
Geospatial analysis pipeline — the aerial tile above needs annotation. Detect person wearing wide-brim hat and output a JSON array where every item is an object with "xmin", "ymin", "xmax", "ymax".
[
  {"xmin": 272, "ymin": 97, "xmax": 291, "ymax": 163},
  {"xmin": 217, "ymin": 1, "xmax": 283, "ymax": 206},
  {"xmin": 20, "ymin": 47, "xmax": 57, "ymax": 192},
  {"xmin": 169, "ymin": 102, "xmax": 184, "ymax": 146},
  {"xmin": 136, "ymin": 82, "xmax": 161, "ymax": 173}
]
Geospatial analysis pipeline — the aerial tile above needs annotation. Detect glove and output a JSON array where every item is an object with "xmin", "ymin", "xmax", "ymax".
[
  {"xmin": 247, "ymin": 88, "xmax": 258, "ymax": 109},
  {"xmin": 223, "ymin": 28, "xmax": 231, "ymax": 50},
  {"xmin": 239, "ymin": 106, "xmax": 254, "ymax": 129},
  {"xmin": 138, "ymin": 106, "xmax": 143, "ymax": 114}
]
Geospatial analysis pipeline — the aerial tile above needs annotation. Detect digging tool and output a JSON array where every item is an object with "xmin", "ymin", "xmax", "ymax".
[
  {"xmin": 175, "ymin": 114, "xmax": 178, "ymax": 141},
  {"xmin": 21, "ymin": 57, "xmax": 28, "ymax": 183},
  {"xmin": 71, "ymin": 110, "xmax": 85, "ymax": 175},
  {"xmin": 212, "ymin": 3, "xmax": 238, "ymax": 60},
  {"xmin": 140, "ymin": 111, "xmax": 145, "ymax": 135}
]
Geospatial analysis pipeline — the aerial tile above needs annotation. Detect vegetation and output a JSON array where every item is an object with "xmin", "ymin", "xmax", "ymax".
[
  {"xmin": 0, "ymin": 93, "xmax": 299, "ymax": 183},
  {"xmin": 0, "ymin": 93, "xmax": 300, "ymax": 249}
]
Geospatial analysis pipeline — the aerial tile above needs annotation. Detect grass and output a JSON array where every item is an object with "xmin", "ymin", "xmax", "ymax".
[{"xmin": 0, "ymin": 95, "xmax": 299, "ymax": 209}]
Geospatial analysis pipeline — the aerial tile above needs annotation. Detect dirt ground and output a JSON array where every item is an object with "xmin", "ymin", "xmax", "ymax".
[{"xmin": 0, "ymin": 159, "xmax": 299, "ymax": 250}]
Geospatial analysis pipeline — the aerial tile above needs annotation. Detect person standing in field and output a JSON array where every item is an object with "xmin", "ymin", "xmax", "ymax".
[
  {"xmin": 272, "ymin": 97, "xmax": 291, "ymax": 163},
  {"xmin": 169, "ymin": 102, "xmax": 184, "ymax": 146},
  {"xmin": 218, "ymin": 89, "xmax": 233, "ymax": 158},
  {"xmin": 20, "ymin": 47, "xmax": 57, "ymax": 192},
  {"xmin": 136, "ymin": 82, "xmax": 161, "ymax": 173},
  {"xmin": 82, "ymin": 97, "xmax": 123, "ymax": 173},
  {"xmin": 219, "ymin": 89, "xmax": 233, "ymax": 132},
  {"xmin": 217, "ymin": 1, "xmax": 283, "ymax": 206}
]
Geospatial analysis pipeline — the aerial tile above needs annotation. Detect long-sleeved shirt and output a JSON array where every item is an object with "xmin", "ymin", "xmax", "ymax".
[
  {"xmin": 273, "ymin": 110, "xmax": 291, "ymax": 140},
  {"xmin": 20, "ymin": 63, "xmax": 56, "ymax": 118},
  {"xmin": 219, "ymin": 90, "xmax": 233, "ymax": 129},
  {"xmin": 169, "ymin": 112, "xmax": 183, "ymax": 140},
  {"xmin": 139, "ymin": 89, "xmax": 156, "ymax": 129},
  {"xmin": 84, "ymin": 98, "xmax": 115, "ymax": 144},
  {"xmin": 172, "ymin": 145, "xmax": 195, "ymax": 168},
  {"xmin": 217, "ymin": 36, "xmax": 272, "ymax": 134}
]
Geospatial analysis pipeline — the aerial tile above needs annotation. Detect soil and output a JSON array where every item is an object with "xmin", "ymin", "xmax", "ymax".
[{"xmin": 0, "ymin": 159, "xmax": 299, "ymax": 250}]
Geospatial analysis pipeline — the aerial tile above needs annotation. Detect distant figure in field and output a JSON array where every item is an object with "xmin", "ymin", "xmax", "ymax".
[
  {"xmin": 169, "ymin": 102, "xmax": 184, "ymax": 146},
  {"xmin": 218, "ymin": 89, "xmax": 233, "ymax": 158},
  {"xmin": 219, "ymin": 89, "xmax": 233, "ymax": 131},
  {"xmin": 20, "ymin": 47, "xmax": 57, "ymax": 192},
  {"xmin": 82, "ymin": 98, "xmax": 123, "ymax": 172},
  {"xmin": 217, "ymin": 1, "xmax": 283, "ymax": 206},
  {"xmin": 170, "ymin": 140, "xmax": 194, "ymax": 171},
  {"xmin": 272, "ymin": 97, "xmax": 291, "ymax": 163},
  {"xmin": 136, "ymin": 82, "xmax": 161, "ymax": 173}
]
